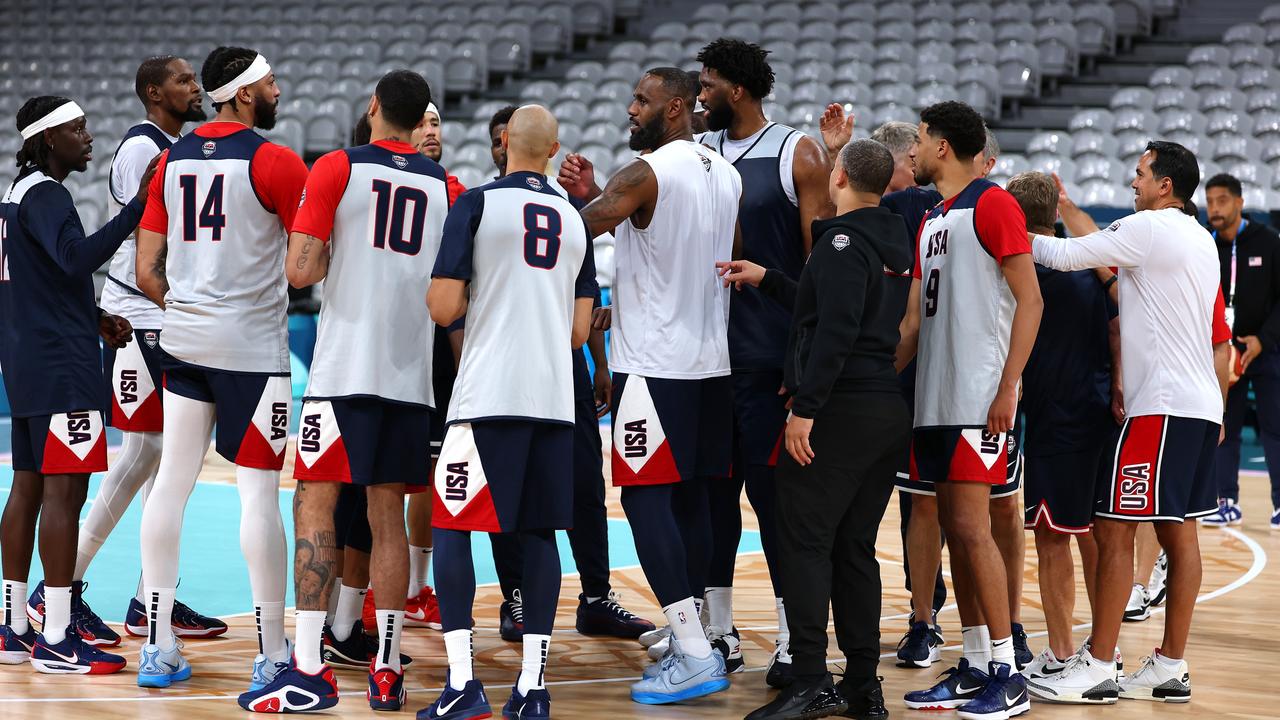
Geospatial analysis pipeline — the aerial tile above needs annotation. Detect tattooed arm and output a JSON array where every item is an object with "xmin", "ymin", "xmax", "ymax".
[
  {"xmin": 135, "ymin": 227, "xmax": 169, "ymax": 307},
  {"xmin": 286, "ymin": 232, "xmax": 332, "ymax": 288},
  {"xmin": 579, "ymin": 159, "xmax": 659, "ymax": 238}
]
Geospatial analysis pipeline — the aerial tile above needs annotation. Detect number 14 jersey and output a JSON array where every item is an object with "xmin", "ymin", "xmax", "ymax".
[{"xmin": 913, "ymin": 178, "xmax": 1029, "ymax": 429}]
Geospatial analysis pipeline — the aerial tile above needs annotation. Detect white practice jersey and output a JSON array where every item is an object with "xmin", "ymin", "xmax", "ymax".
[
  {"xmin": 1033, "ymin": 208, "xmax": 1225, "ymax": 424},
  {"xmin": 611, "ymin": 140, "xmax": 741, "ymax": 379},
  {"xmin": 102, "ymin": 121, "xmax": 176, "ymax": 328},
  {"xmin": 294, "ymin": 140, "xmax": 449, "ymax": 407},
  {"xmin": 914, "ymin": 179, "xmax": 1031, "ymax": 429},
  {"xmin": 435, "ymin": 171, "xmax": 597, "ymax": 425}
]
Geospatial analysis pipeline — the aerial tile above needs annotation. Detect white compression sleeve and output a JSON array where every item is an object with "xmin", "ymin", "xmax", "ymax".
[
  {"xmin": 75, "ymin": 431, "xmax": 162, "ymax": 581},
  {"xmin": 237, "ymin": 465, "xmax": 288, "ymax": 660}
]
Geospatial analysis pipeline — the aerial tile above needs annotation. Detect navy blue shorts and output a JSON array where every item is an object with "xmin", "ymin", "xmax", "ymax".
[
  {"xmin": 610, "ymin": 373, "xmax": 733, "ymax": 486},
  {"xmin": 104, "ymin": 328, "xmax": 164, "ymax": 432},
  {"xmin": 293, "ymin": 397, "xmax": 432, "ymax": 487},
  {"xmin": 161, "ymin": 357, "xmax": 291, "ymax": 471},
  {"xmin": 11, "ymin": 410, "xmax": 107, "ymax": 474},
  {"xmin": 1024, "ymin": 446, "xmax": 1105, "ymax": 534},
  {"xmin": 899, "ymin": 415, "xmax": 1023, "ymax": 498},
  {"xmin": 1098, "ymin": 414, "xmax": 1219, "ymax": 522},
  {"xmin": 731, "ymin": 369, "xmax": 789, "ymax": 467},
  {"xmin": 432, "ymin": 420, "xmax": 573, "ymax": 533}
]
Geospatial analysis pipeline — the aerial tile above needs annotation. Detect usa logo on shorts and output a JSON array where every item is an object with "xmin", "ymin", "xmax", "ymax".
[
  {"xmin": 201, "ymin": 140, "xmax": 216, "ymax": 157},
  {"xmin": 525, "ymin": 176, "xmax": 543, "ymax": 191},
  {"xmin": 392, "ymin": 154, "xmax": 408, "ymax": 169}
]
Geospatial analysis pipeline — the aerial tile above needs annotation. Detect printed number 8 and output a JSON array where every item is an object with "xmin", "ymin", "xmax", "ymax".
[{"xmin": 523, "ymin": 204, "xmax": 561, "ymax": 269}]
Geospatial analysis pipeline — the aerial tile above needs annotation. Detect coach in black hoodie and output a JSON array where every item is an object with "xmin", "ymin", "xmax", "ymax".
[{"xmin": 721, "ymin": 139, "xmax": 913, "ymax": 720}]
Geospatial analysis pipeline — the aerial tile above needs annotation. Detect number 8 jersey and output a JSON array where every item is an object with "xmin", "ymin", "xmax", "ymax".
[
  {"xmin": 292, "ymin": 140, "xmax": 450, "ymax": 407},
  {"xmin": 913, "ymin": 178, "xmax": 1030, "ymax": 429}
]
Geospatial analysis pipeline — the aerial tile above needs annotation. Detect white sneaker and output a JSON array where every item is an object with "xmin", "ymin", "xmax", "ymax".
[
  {"xmin": 1026, "ymin": 650, "xmax": 1119, "ymax": 704},
  {"xmin": 646, "ymin": 634, "xmax": 670, "ymax": 661},
  {"xmin": 639, "ymin": 625, "xmax": 669, "ymax": 649},
  {"xmin": 1123, "ymin": 583, "xmax": 1150, "ymax": 622},
  {"xmin": 1119, "ymin": 651, "xmax": 1191, "ymax": 703},
  {"xmin": 1076, "ymin": 637, "xmax": 1123, "ymax": 682},
  {"xmin": 1021, "ymin": 647, "xmax": 1071, "ymax": 679},
  {"xmin": 1147, "ymin": 551, "xmax": 1168, "ymax": 607}
]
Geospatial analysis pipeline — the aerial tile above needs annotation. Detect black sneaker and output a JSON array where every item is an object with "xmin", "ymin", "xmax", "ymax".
[
  {"xmin": 765, "ymin": 639, "xmax": 794, "ymax": 689},
  {"xmin": 1011, "ymin": 622, "xmax": 1033, "ymax": 671},
  {"xmin": 709, "ymin": 626, "xmax": 745, "ymax": 674},
  {"xmin": 744, "ymin": 673, "xmax": 847, "ymax": 720},
  {"xmin": 574, "ymin": 592, "xmax": 655, "ymax": 638},
  {"xmin": 500, "ymin": 589, "xmax": 524, "ymax": 643},
  {"xmin": 836, "ymin": 674, "xmax": 888, "ymax": 720},
  {"xmin": 322, "ymin": 621, "xmax": 412, "ymax": 669}
]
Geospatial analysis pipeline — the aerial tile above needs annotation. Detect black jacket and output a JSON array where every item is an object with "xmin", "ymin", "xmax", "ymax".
[
  {"xmin": 1216, "ymin": 219, "xmax": 1280, "ymax": 349},
  {"xmin": 759, "ymin": 206, "xmax": 913, "ymax": 419}
]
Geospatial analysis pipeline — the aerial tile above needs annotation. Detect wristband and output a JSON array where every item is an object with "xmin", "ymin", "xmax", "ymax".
[{"xmin": 1103, "ymin": 275, "xmax": 1118, "ymax": 290}]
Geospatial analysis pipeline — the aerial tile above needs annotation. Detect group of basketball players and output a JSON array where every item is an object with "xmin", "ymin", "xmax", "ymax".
[{"xmin": 0, "ymin": 34, "xmax": 1228, "ymax": 720}]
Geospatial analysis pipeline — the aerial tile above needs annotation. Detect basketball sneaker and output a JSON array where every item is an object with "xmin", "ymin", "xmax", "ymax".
[
  {"xmin": 250, "ymin": 639, "xmax": 294, "ymax": 691},
  {"xmin": 638, "ymin": 624, "xmax": 669, "ymax": 649},
  {"xmin": 896, "ymin": 620, "xmax": 942, "ymax": 668},
  {"xmin": 501, "ymin": 685, "xmax": 551, "ymax": 719},
  {"xmin": 575, "ymin": 592, "xmax": 655, "ymax": 639},
  {"xmin": 137, "ymin": 639, "xmax": 192, "ymax": 688},
  {"xmin": 1077, "ymin": 637, "xmax": 1124, "ymax": 682},
  {"xmin": 499, "ymin": 590, "xmax": 524, "ymax": 643},
  {"xmin": 646, "ymin": 634, "xmax": 671, "ymax": 662},
  {"xmin": 835, "ymin": 673, "xmax": 888, "ymax": 720},
  {"xmin": 401, "ymin": 587, "xmax": 442, "ymax": 630},
  {"xmin": 1123, "ymin": 583, "xmax": 1151, "ymax": 621},
  {"xmin": 1025, "ymin": 649, "xmax": 1119, "ymax": 704},
  {"xmin": 125, "ymin": 597, "xmax": 227, "ymax": 639},
  {"xmin": 368, "ymin": 665, "xmax": 407, "ymax": 711},
  {"xmin": 27, "ymin": 581, "xmax": 121, "ymax": 647},
  {"xmin": 765, "ymin": 639, "xmax": 794, "ymax": 689},
  {"xmin": 707, "ymin": 625, "xmax": 744, "ymax": 674},
  {"xmin": 30, "ymin": 632, "xmax": 127, "ymax": 674},
  {"xmin": 1147, "ymin": 551, "xmax": 1169, "ymax": 607},
  {"xmin": 630, "ymin": 650, "xmax": 730, "ymax": 704},
  {"xmin": 1200, "ymin": 498, "xmax": 1243, "ymax": 526},
  {"xmin": 1271, "ymin": 508, "xmax": 1280, "ymax": 531},
  {"xmin": 0, "ymin": 624, "xmax": 37, "ymax": 664},
  {"xmin": 1022, "ymin": 648, "xmax": 1071, "ymax": 679},
  {"xmin": 322, "ymin": 621, "xmax": 413, "ymax": 670},
  {"xmin": 903, "ymin": 658, "xmax": 989, "ymax": 710},
  {"xmin": 418, "ymin": 675, "xmax": 491, "ymax": 720},
  {"xmin": 238, "ymin": 664, "xmax": 340, "ymax": 713},
  {"xmin": 1011, "ymin": 623, "xmax": 1032, "ymax": 670},
  {"xmin": 1118, "ymin": 651, "xmax": 1191, "ymax": 703},
  {"xmin": 956, "ymin": 662, "xmax": 1030, "ymax": 720},
  {"xmin": 744, "ymin": 673, "xmax": 846, "ymax": 720}
]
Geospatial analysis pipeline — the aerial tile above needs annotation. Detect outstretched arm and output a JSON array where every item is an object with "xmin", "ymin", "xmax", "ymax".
[{"xmin": 579, "ymin": 159, "xmax": 657, "ymax": 238}]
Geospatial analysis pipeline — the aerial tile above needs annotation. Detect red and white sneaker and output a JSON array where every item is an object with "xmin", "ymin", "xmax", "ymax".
[{"xmin": 404, "ymin": 587, "xmax": 441, "ymax": 630}]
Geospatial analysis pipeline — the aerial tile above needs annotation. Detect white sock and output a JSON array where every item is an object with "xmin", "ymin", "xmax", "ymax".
[
  {"xmin": 76, "ymin": 431, "xmax": 162, "ymax": 582},
  {"xmin": 326, "ymin": 576, "xmax": 342, "ymax": 627},
  {"xmin": 2, "ymin": 580, "xmax": 28, "ymax": 634},
  {"xmin": 518, "ymin": 634, "xmax": 550, "ymax": 694},
  {"xmin": 332, "ymin": 584, "xmax": 367, "ymax": 641},
  {"xmin": 775, "ymin": 597, "xmax": 789, "ymax": 644},
  {"xmin": 409, "ymin": 545, "xmax": 432, "ymax": 598},
  {"xmin": 444, "ymin": 629, "xmax": 474, "ymax": 689},
  {"xmin": 705, "ymin": 586, "xmax": 732, "ymax": 632},
  {"xmin": 294, "ymin": 610, "xmax": 327, "ymax": 674},
  {"xmin": 145, "ymin": 587, "xmax": 176, "ymax": 647},
  {"xmin": 978, "ymin": 625, "xmax": 992, "ymax": 662},
  {"xmin": 256, "ymin": 601, "xmax": 288, "ymax": 661},
  {"xmin": 663, "ymin": 597, "xmax": 712, "ymax": 659},
  {"xmin": 1154, "ymin": 650, "xmax": 1183, "ymax": 668},
  {"xmin": 991, "ymin": 636, "xmax": 1014, "ymax": 666},
  {"xmin": 962, "ymin": 626, "xmax": 988, "ymax": 666},
  {"xmin": 42, "ymin": 587, "xmax": 72, "ymax": 644},
  {"xmin": 693, "ymin": 596, "xmax": 705, "ymax": 625},
  {"xmin": 375, "ymin": 609, "xmax": 404, "ymax": 672}
]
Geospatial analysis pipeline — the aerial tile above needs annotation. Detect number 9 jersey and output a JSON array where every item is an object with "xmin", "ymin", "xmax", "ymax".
[{"xmin": 293, "ymin": 140, "xmax": 450, "ymax": 407}]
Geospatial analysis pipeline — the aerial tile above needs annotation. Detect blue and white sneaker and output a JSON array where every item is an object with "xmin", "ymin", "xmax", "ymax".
[
  {"xmin": 1200, "ymin": 498, "xmax": 1243, "ymax": 526},
  {"xmin": 630, "ymin": 651, "xmax": 730, "ymax": 705},
  {"xmin": 0, "ymin": 624, "xmax": 37, "ymax": 664},
  {"xmin": 904, "ymin": 657, "xmax": 990, "ymax": 710},
  {"xmin": 956, "ymin": 662, "xmax": 1030, "ymax": 720},
  {"xmin": 896, "ymin": 620, "xmax": 942, "ymax": 668},
  {"xmin": 251, "ymin": 640, "xmax": 295, "ymax": 691},
  {"xmin": 30, "ymin": 632, "xmax": 127, "ymax": 674},
  {"xmin": 368, "ymin": 666, "xmax": 407, "ymax": 711},
  {"xmin": 238, "ymin": 664, "xmax": 339, "ymax": 713},
  {"xmin": 417, "ymin": 676, "xmax": 492, "ymax": 719},
  {"xmin": 501, "ymin": 686, "xmax": 551, "ymax": 719},
  {"xmin": 26, "ymin": 581, "xmax": 121, "ymax": 647},
  {"xmin": 137, "ymin": 640, "xmax": 192, "ymax": 688}
]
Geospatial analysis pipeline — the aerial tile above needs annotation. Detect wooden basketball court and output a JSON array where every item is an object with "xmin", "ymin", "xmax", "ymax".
[{"xmin": 0, "ymin": 443, "xmax": 1274, "ymax": 719}]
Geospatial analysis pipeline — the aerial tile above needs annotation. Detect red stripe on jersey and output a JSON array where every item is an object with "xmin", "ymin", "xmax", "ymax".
[
  {"xmin": 973, "ymin": 187, "xmax": 1031, "ymax": 263},
  {"xmin": 1111, "ymin": 415, "xmax": 1165, "ymax": 516},
  {"xmin": 1212, "ymin": 286, "xmax": 1231, "ymax": 344},
  {"xmin": 291, "ymin": 150, "xmax": 352, "ymax": 241}
]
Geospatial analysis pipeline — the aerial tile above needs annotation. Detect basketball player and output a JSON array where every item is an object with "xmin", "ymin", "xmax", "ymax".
[
  {"xmin": 1027, "ymin": 142, "xmax": 1228, "ymax": 705},
  {"xmin": 896, "ymin": 102, "xmax": 1041, "ymax": 720},
  {"xmin": 132, "ymin": 46, "xmax": 307, "ymax": 690},
  {"xmin": 23, "ymin": 57, "xmax": 225, "ymax": 648},
  {"xmin": 559, "ymin": 68, "xmax": 741, "ymax": 704},
  {"xmin": 420, "ymin": 104, "xmax": 595, "ymax": 720},
  {"xmin": 693, "ymin": 37, "xmax": 834, "ymax": 682},
  {"xmin": 1005, "ymin": 172, "xmax": 1108, "ymax": 679},
  {"xmin": 236, "ymin": 70, "xmax": 441, "ymax": 713},
  {"xmin": 0, "ymin": 96, "xmax": 156, "ymax": 673}
]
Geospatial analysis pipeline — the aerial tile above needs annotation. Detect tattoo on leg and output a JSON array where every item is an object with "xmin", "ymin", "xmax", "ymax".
[{"xmin": 294, "ymin": 502, "xmax": 339, "ymax": 610}]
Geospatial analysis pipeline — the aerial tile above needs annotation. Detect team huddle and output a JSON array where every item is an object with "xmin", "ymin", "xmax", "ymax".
[{"xmin": 0, "ymin": 36, "xmax": 1231, "ymax": 720}]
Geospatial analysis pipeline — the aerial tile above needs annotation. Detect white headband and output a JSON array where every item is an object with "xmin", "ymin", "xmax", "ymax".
[
  {"xmin": 426, "ymin": 102, "xmax": 441, "ymax": 122},
  {"xmin": 19, "ymin": 101, "xmax": 85, "ymax": 140},
  {"xmin": 208, "ymin": 54, "xmax": 271, "ymax": 103}
]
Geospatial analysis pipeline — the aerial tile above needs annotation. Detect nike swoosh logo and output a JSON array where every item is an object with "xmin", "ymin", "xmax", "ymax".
[
  {"xmin": 673, "ymin": 665, "xmax": 711, "ymax": 686},
  {"xmin": 956, "ymin": 681, "xmax": 985, "ymax": 694},
  {"xmin": 44, "ymin": 646, "xmax": 79, "ymax": 664},
  {"xmin": 163, "ymin": 661, "xmax": 180, "ymax": 672},
  {"xmin": 437, "ymin": 694, "xmax": 464, "ymax": 716}
]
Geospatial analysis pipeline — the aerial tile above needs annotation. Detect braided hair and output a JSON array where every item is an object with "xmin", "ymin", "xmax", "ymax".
[
  {"xmin": 201, "ymin": 46, "xmax": 258, "ymax": 111},
  {"xmin": 14, "ymin": 95, "xmax": 72, "ymax": 171}
]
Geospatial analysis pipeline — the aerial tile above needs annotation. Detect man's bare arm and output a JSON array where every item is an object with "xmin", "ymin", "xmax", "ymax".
[
  {"xmin": 286, "ymin": 232, "xmax": 331, "ymax": 289},
  {"xmin": 1052, "ymin": 172, "xmax": 1100, "ymax": 237},
  {"xmin": 792, "ymin": 135, "xmax": 835, "ymax": 257},
  {"xmin": 427, "ymin": 278, "xmax": 468, "ymax": 326},
  {"xmin": 579, "ymin": 160, "xmax": 657, "ymax": 238},
  {"xmin": 895, "ymin": 278, "xmax": 921, "ymax": 373},
  {"xmin": 135, "ymin": 228, "xmax": 168, "ymax": 307}
]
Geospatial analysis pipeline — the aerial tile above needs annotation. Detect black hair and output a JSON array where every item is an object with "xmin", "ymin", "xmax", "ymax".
[
  {"xmin": 1205, "ymin": 172, "xmax": 1243, "ymax": 198},
  {"xmin": 15, "ymin": 95, "xmax": 72, "ymax": 171},
  {"xmin": 918, "ymin": 100, "xmax": 987, "ymax": 161},
  {"xmin": 374, "ymin": 69, "xmax": 431, "ymax": 132},
  {"xmin": 488, "ymin": 104, "xmax": 516, "ymax": 136},
  {"xmin": 135, "ymin": 55, "xmax": 179, "ymax": 107},
  {"xmin": 645, "ymin": 66, "xmax": 697, "ymax": 106},
  {"xmin": 696, "ymin": 37, "xmax": 775, "ymax": 100},
  {"xmin": 352, "ymin": 112, "xmax": 371, "ymax": 146},
  {"xmin": 841, "ymin": 139, "xmax": 895, "ymax": 195},
  {"xmin": 1145, "ymin": 140, "xmax": 1200, "ymax": 216},
  {"xmin": 201, "ymin": 46, "xmax": 258, "ymax": 110}
]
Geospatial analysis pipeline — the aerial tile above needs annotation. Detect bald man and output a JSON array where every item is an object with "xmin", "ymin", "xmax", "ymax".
[{"xmin": 420, "ymin": 105, "xmax": 597, "ymax": 720}]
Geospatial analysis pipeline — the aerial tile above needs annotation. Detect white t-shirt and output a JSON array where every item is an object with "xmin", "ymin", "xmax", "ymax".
[{"xmin": 1033, "ymin": 208, "xmax": 1225, "ymax": 424}]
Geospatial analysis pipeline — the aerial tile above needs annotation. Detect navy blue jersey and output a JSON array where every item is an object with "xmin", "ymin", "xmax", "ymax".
[
  {"xmin": 882, "ymin": 186, "xmax": 942, "ymax": 399},
  {"xmin": 1021, "ymin": 264, "xmax": 1116, "ymax": 455},
  {"xmin": 0, "ymin": 170, "xmax": 144, "ymax": 416}
]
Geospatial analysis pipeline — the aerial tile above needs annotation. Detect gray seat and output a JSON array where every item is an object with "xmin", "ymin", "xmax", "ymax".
[
  {"xmin": 1153, "ymin": 86, "xmax": 1193, "ymax": 112},
  {"xmin": 565, "ymin": 62, "xmax": 605, "ymax": 83},
  {"xmin": 997, "ymin": 42, "xmax": 1041, "ymax": 99},
  {"xmin": 1231, "ymin": 45, "xmax": 1275, "ymax": 72},
  {"xmin": 993, "ymin": 3, "xmax": 1032, "ymax": 24},
  {"xmin": 916, "ymin": 0, "xmax": 956, "ymax": 22},
  {"xmin": 305, "ymin": 114, "xmax": 346, "ymax": 155},
  {"xmin": 1034, "ymin": 4, "xmax": 1075, "ymax": 25},
  {"xmin": 1116, "ymin": 131, "xmax": 1151, "ymax": 162},
  {"xmin": 914, "ymin": 83, "xmax": 956, "ymax": 110},
  {"xmin": 1224, "ymin": 24, "xmax": 1267, "ymax": 46},
  {"xmin": 1186, "ymin": 44, "xmax": 1230, "ymax": 68},
  {"xmin": 1199, "ymin": 89, "xmax": 1246, "ymax": 113},
  {"xmin": 1206, "ymin": 110, "xmax": 1253, "ymax": 137},
  {"xmin": 1113, "ymin": 0, "xmax": 1152, "ymax": 37},
  {"xmin": 1075, "ymin": 3, "xmax": 1116, "ymax": 56},
  {"xmin": 872, "ymin": 83, "xmax": 916, "ymax": 108},
  {"xmin": 996, "ymin": 21, "xmax": 1037, "ymax": 44},
  {"xmin": 1068, "ymin": 109, "xmax": 1115, "ymax": 133},
  {"xmin": 1241, "ymin": 67, "xmax": 1280, "ymax": 91},
  {"xmin": 1070, "ymin": 130, "xmax": 1119, "ymax": 159},
  {"xmin": 956, "ymin": 2, "xmax": 993, "ymax": 24},
  {"xmin": 836, "ymin": 41, "xmax": 877, "ymax": 65},
  {"xmin": 1038, "ymin": 24, "xmax": 1079, "ymax": 77},
  {"xmin": 1254, "ymin": 110, "xmax": 1280, "ymax": 138},
  {"xmin": 918, "ymin": 42, "xmax": 957, "ymax": 67},
  {"xmin": 1027, "ymin": 130, "xmax": 1071, "ymax": 156},
  {"xmin": 1156, "ymin": 110, "xmax": 1208, "ymax": 136},
  {"xmin": 761, "ymin": 22, "xmax": 801, "ymax": 45},
  {"xmin": 916, "ymin": 20, "xmax": 956, "ymax": 45},
  {"xmin": 1215, "ymin": 136, "xmax": 1263, "ymax": 163},
  {"xmin": 1078, "ymin": 181, "xmax": 1123, "ymax": 206},
  {"xmin": 1028, "ymin": 153, "xmax": 1076, "ymax": 181},
  {"xmin": 874, "ymin": 61, "xmax": 916, "ymax": 87},
  {"xmin": 1149, "ymin": 66, "xmax": 1193, "ymax": 88},
  {"xmin": 957, "ymin": 64, "xmax": 1002, "ymax": 118},
  {"xmin": 917, "ymin": 64, "xmax": 958, "ymax": 87},
  {"xmin": 955, "ymin": 21, "xmax": 996, "ymax": 46},
  {"xmin": 957, "ymin": 42, "xmax": 997, "ymax": 66},
  {"xmin": 1249, "ymin": 89, "xmax": 1280, "ymax": 114},
  {"xmin": 875, "ymin": 1, "xmax": 915, "ymax": 23},
  {"xmin": 1192, "ymin": 66, "xmax": 1237, "ymax": 90},
  {"xmin": 1262, "ymin": 139, "xmax": 1280, "ymax": 165},
  {"xmin": 876, "ymin": 20, "xmax": 915, "ymax": 44}
]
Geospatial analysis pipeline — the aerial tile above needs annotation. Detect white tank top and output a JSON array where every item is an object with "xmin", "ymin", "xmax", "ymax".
[{"xmin": 611, "ymin": 140, "xmax": 741, "ymax": 379}]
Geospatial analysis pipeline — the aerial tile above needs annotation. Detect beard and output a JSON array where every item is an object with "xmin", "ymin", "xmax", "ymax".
[
  {"xmin": 253, "ymin": 94, "xmax": 278, "ymax": 130},
  {"xmin": 913, "ymin": 165, "xmax": 933, "ymax": 187},
  {"xmin": 704, "ymin": 102, "xmax": 734, "ymax": 132},
  {"xmin": 628, "ymin": 113, "xmax": 666, "ymax": 152},
  {"xmin": 178, "ymin": 100, "xmax": 208, "ymax": 122}
]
